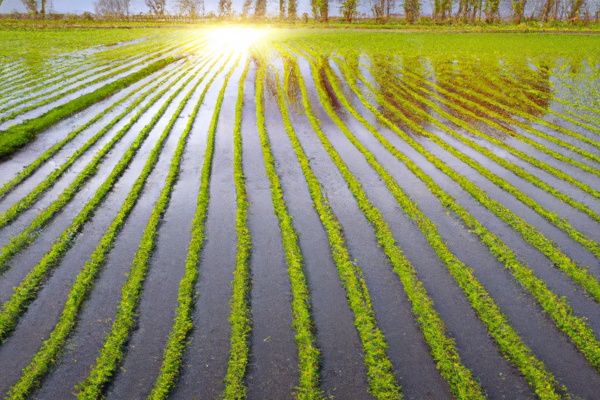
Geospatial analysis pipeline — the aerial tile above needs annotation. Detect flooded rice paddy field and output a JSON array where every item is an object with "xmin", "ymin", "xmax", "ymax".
[{"xmin": 0, "ymin": 28, "xmax": 599, "ymax": 399}]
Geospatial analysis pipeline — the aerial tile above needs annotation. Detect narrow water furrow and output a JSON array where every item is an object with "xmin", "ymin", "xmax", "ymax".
[
  {"xmin": 336, "ymin": 60, "xmax": 600, "ymax": 307},
  {"xmin": 0, "ymin": 38, "xmax": 176, "ymax": 108},
  {"xmin": 0, "ymin": 58, "xmax": 205, "ymax": 277},
  {"xmin": 0, "ymin": 56, "xmax": 209, "ymax": 345},
  {"xmin": 0, "ymin": 39, "xmax": 195, "ymax": 127},
  {"xmin": 315, "ymin": 49, "xmax": 600, "ymax": 393},
  {"xmin": 288, "ymin": 48, "xmax": 581, "ymax": 399}
]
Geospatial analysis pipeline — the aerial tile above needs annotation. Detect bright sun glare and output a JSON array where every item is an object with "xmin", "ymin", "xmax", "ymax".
[{"xmin": 205, "ymin": 27, "xmax": 268, "ymax": 54}]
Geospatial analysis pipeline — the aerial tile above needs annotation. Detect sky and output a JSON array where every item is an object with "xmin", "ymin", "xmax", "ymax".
[{"xmin": 0, "ymin": 0, "xmax": 363, "ymax": 16}]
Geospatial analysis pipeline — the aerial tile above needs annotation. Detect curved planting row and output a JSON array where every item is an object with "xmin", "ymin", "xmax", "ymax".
[{"xmin": 0, "ymin": 29, "xmax": 598, "ymax": 400}]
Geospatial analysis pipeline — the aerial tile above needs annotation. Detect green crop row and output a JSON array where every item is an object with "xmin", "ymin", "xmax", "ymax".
[
  {"xmin": 0, "ymin": 41, "xmax": 178, "ymax": 121},
  {"xmin": 326, "ymin": 53, "xmax": 600, "ymax": 387},
  {"xmin": 0, "ymin": 34, "xmax": 180, "ymax": 103},
  {"xmin": 438, "ymin": 67, "xmax": 600, "ymax": 165},
  {"xmin": 255, "ymin": 62, "xmax": 324, "ymax": 399},
  {"xmin": 337, "ymin": 61, "xmax": 600, "ymax": 302},
  {"xmin": 221, "ymin": 59, "xmax": 253, "ymax": 400},
  {"xmin": 300, "ymin": 46, "xmax": 600, "ymax": 396},
  {"xmin": 149, "ymin": 54, "xmax": 235, "ymax": 400},
  {"xmin": 0, "ymin": 56, "xmax": 178, "ymax": 159},
  {"xmin": 0, "ymin": 57, "xmax": 202, "ymax": 276},
  {"xmin": 365, "ymin": 66, "xmax": 600, "ymax": 255},
  {"xmin": 0, "ymin": 56, "xmax": 209, "ymax": 344},
  {"xmin": 0, "ymin": 38, "xmax": 172, "ymax": 110},
  {"xmin": 75, "ymin": 54, "xmax": 233, "ymax": 400},
  {"xmin": 0, "ymin": 55, "xmax": 183, "ymax": 203},
  {"xmin": 391, "ymin": 66, "xmax": 600, "ymax": 202},
  {"xmin": 353, "ymin": 70, "xmax": 600, "ymax": 298},
  {"xmin": 3, "ymin": 50, "xmax": 221, "ymax": 400},
  {"xmin": 286, "ymin": 47, "xmax": 504, "ymax": 399},
  {"xmin": 0, "ymin": 59, "xmax": 187, "ymax": 231}
]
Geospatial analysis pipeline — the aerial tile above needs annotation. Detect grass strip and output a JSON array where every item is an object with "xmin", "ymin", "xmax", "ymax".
[
  {"xmin": 283, "ymin": 48, "xmax": 490, "ymax": 399},
  {"xmin": 0, "ymin": 56, "xmax": 177, "ymax": 159},
  {"xmin": 221, "ymin": 59, "xmax": 253, "ymax": 399},
  {"xmin": 355, "ymin": 65, "xmax": 600, "ymax": 270},
  {"xmin": 3, "ymin": 52, "xmax": 221, "ymax": 400},
  {"xmin": 76, "ymin": 56, "xmax": 236, "ymax": 400},
  {"xmin": 254, "ymin": 62, "xmax": 324, "ymax": 398},
  {"xmin": 0, "ymin": 57, "xmax": 206, "ymax": 275},
  {"xmin": 0, "ymin": 56, "xmax": 211, "ymax": 344},
  {"xmin": 0, "ymin": 61, "xmax": 184, "ymax": 225},
  {"xmin": 338, "ymin": 54, "xmax": 600, "ymax": 316},
  {"xmin": 298, "ymin": 48, "xmax": 599, "ymax": 398},
  {"xmin": 148, "ymin": 54, "xmax": 235, "ymax": 400}
]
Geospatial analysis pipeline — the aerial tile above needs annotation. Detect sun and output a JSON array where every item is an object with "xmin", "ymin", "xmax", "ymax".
[{"xmin": 204, "ymin": 27, "xmax": 268, "ymax": 55}]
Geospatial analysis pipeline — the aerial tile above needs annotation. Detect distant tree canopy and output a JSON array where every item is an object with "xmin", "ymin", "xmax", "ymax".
[
  {"xmin": 145, "ymin": 0, "xmax": 166, "ymax": 16},
  {"xmin": 94, "ymin": 0, "xmax": 131, "ymax": 16},
  {"xmin": 177, "ymin": 0, "xmax": 204, "ymax": 18},
  {"xmin": 19, "ymin": 0, "xmax": 47, "ymax": 15}
]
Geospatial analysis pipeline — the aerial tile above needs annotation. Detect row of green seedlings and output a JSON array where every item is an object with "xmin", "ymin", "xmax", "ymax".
[
  {"xmin": 360, "ymin": 60, "xmax": 600, "ymax": 259},
  {"xmin": 0, "ymin": 52, "xmax": 188, "ymax": 202},
  {"xmin": 0, "ymin": 34, "xmax": 189, "ymax": 107},
  {"xmin": 0, "ymin": 55, "xmax": 206, "ymax": 277},
  {"xmin": 284, "ymin": 47, "xmax": 568, "ymax": 399},
  {"xmin": 415, "ymin": 64, "xmax": 600, "ymax": 169},
  {"xmin": 0, "ymin": 36, "xmax": 175, "ymax": 109},
  {"xmin": 0, "ymin": 38, "xmax": 177, "ymax": 116},
  {"xmin": 0, "ymin": 36, "xmax": 200, "ymax": 125},
  {"xmin": 311, "ymin": 48, "xmax": 600, "ymax": 385},
  {"xmin": 274, "ymin": 54, "xmax": 478, "ymax": 398},
  {"xmin": 0, "ymin": 54, "xmax": 219, "ymax": 345},
  {"xmin": 4, "ymin": 52, "xmax": 231, "ymax": 400},
  {"xmin": 0, "ymin": 35, "xmax": 203, "ymax": 123},
  {"xmin": 442, "ymin": 61, "xmax": 600, "ymax": 143},
  {"xmin": 75, "ymin": 53, "xmax": 237, "ymax": 400},
  {"xmin": 0, "ymin": 52, "xmax": 182, "ymax": 159},
  {"xmin": 148, "ymin": 54, "xmax": 239, "ymax": 400},
  {"xmin": 252, "ymin": 61, "xmax": 325, "ymax": 398},
  {"xmin": 221, "ymin": 59, "xmax": 253, "ymax": 399},
  {"xmin": 546, "ymin": 70, "xmax": 600, "ymax": 121},
  {"xmin": 339, "ymin": 58, "xmax": 600, "ymax": 305},
  {"xmin": 493, "ymin": 61, "xmax": 600, "ymax": 136},
  {"xmin": 388, "ymin": 61, "xmax": 600, "ymax": 202},
  {"xmin": 0, "ymin": 54, "xmax": 196, "ymax": 227}
]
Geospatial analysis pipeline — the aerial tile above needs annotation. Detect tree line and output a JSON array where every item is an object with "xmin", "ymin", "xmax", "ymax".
[{"xmin": 5, "ymin": 0, "xmax": 597, "ymax": 23}]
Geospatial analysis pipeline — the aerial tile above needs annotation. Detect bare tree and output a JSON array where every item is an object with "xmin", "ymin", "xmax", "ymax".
[
  {"xmin": 369, "ymin": 0, "xmax": 394, "ymax": 21},
  {"xmin": 280, "ymin": 0, "xmax": 286, "ymax": 18},
  {"xmin": 288, "ymin": 0, "xmax": 298, "ymax": 18},
  {"xmin": 242, "ymin": 0, "xmax": 254, "ymax": 17},
  {"xmin": 255, "ymin": 0, "xmax": 267, "ymax": 17},
  {"xmin": 218, "ymin": 0, "xmax": 232, "ymax": 16},
  {"xmin": 177, "ymin": 0, "xmax": 204, "ymax": 17},
  {"xmin": 19, "ymin": 0, "xmax": 51, "ymax": 15},
  {"xmin": 145, "ymin": 0, "xmax": 166, "ymax": 16},
  {"xmin": 95, "ymin": 0, "xmax": 132, "ymax": 17}
]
